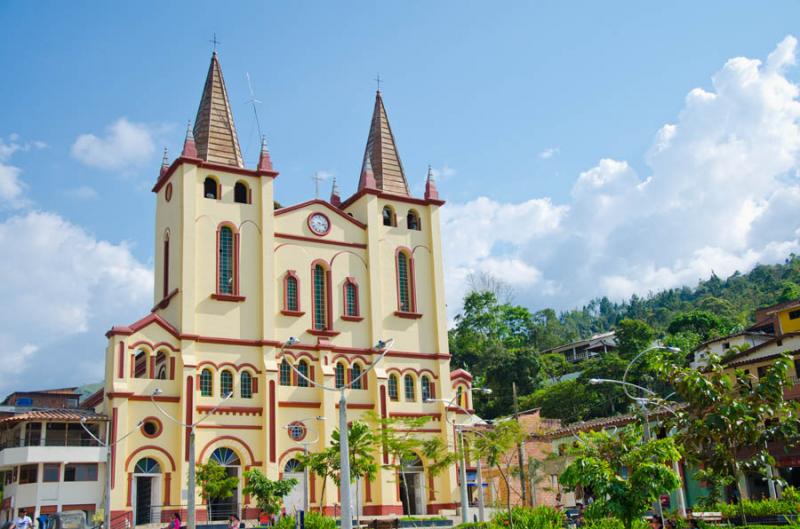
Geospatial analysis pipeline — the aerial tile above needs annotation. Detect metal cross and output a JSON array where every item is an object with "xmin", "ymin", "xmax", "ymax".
[
  {"xmin": 312, "ymin": 172, "xmax": 326, "ymax": 199},
  {"xmin": 210, "ymin": 33, "xmax": 220, "ymax": 52},
  {"xmin": 375, "ymin": 73, "xmax": 382, "ymax": 92}
]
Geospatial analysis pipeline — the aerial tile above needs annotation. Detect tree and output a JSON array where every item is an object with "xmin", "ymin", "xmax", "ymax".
[
  {"xmin": 666, "ymin": 310, "xmax": 727, "ymax": 341},
  {"xmin": 470, "ymin": 419, "xmax": 527, "ymax": 529},
  {"xmin": 329, "ymin": 421, "xmax": 378, "ymax": 486},
  {"xmin": 195, "ymin": 460, "xmax": 239, "ymax": 506},
  {"xmin": 560, "ymin": 427, "xmax": 681, "ymax": 529},
  {"xmin": 615, "ymin": 319, "xmax": 655, "ymax": 358},
  {"xmin": 522, "ymin": 380, "xmax": 595, "ymax": 424},
  {"xmin": 299, "ymin": 448, "xmax": 338, "ymax": 513},
  {"xmin": 657, "ymin": 352, "xmax": 800, "ymax": 517},
  {"xmin": 242, "ymin": 469, "xmax": 297, "ymax": 516}
]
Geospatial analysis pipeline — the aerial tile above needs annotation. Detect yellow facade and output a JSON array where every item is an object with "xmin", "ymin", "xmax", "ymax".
[{"xmin": 99, "ymin": 52, "xmax": 471, "ymax": 526}]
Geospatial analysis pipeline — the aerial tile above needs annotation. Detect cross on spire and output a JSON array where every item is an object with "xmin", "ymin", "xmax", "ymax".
[
  {"xmin": 209, "ymin": 33, "xmax": 220, "ymax": 53},
  {"xmin": 375, "ymin": 73, "xmax": 382, "ymax": 92},
  {"xmin": 312, "ymin": 172, "xmax": 326, "ymax": 199}
]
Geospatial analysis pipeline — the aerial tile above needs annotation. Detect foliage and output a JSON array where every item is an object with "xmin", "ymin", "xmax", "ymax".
[
  {"xmin": 666, "ymin": 310, "xmax": 729, "ymax": 341},
  {"xmin": 298, "ymin": 448, "xmax": 338, "ymax": 513},
  {"xmin": 656, "ymin": 351, "xmax": 800, "ymax": 519},
  {"xmin": 615, "ymin": 319, "xmax": 655, "ymax": 358},
  {"xmin": 274, "ymin": 511, "xmax": 337, "ymax": 529},
  {"xmin": 492, "ymin": 506, "xmax": 565, "ymax": 529},
  {"xmin": 559, "ymin": 427, "xmax": 681, "ymax": 529},
  {"xmin": 717, "ymin": 498, "xmax": 800, "ymax": 518},
  {"xmin": 195, "ymin": 459, "xmax": 239, "ymax": 502},
  {"xmin": 329, "ymin": 421, "xmax": 378, "ymax": 485},
  {"xmin": 242, "ymin": 468, "xmax": 297, "ymax": 516},
  {"xmin": 582, "ymin": 519, "xmax": 650, "ymax": 529}
]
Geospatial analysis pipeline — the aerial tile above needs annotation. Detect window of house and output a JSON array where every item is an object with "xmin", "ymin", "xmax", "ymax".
[
  {"xmin": 280, "ymin": 360, "xmax": 292, "ymax": 386},
  {"xmin": 397, "ymin": 251, "xmax": 414, "ymax": 313},
  {"xmin": 298, "ymin": 360, "xmax": 309, "ymax": 387},
  {"xmin": 134, "ymin": 350, "xmax": 147, "ymax": 379},
  {"xmin": 64, "ymin": 463, "xmax": 98, "ymax": 482},
  {"xmin": 234, "ymin": 182, "xmax": 249, "ymax": 204},
  {"xmin": 351, "ymin": 364, "xmax": 363, "ymax": 390},
  {"xmin": 45, "ymin": 423, "xmax": 67, "ymax": 446},
  {"xmin": 312, "ymin": 264, "xmax": 328, "ymax": 330},
  {"xmin": 218, "ymin": 226, "xmax": 236, "ymax": 295},
  {"xmin": 200, "ymin": 369, "xmax": 213, "ymax": 397},
  {"xmin": 43, "ymin": 463, "xmax": 60, "ymax": 483},
  {"xmin": 204, "ymin": 177, "xmax": 219, "ymax": 199},
  {"xmin": 240, "ymin": 372, "xmax": 253, "ymax": 399},
  {"xmin": 723, "ymin": 342, "xmax": 731, "ymax": 350},
  {"xmin": 220, "ymin": 370, "xmax": 233, "ymax": 397},
  {"xmin": 421, "ymin": 376, "xmax": 432, "ymax": 401},
  {"xmin": 382, "ymin": 206, "xmax": 396, "ymax": 227},
  {"xmin": 18, "ymin": 464, "xmax": 37, "ymax": 484},
  {"xmin": 335, "ymin": 363, "xmax": 346, "ymax": 389},
  {"xmin": 407, "ymin": 210, "xmax": 421, "ymax": 231},
  {"xmin": 790, "ymin": 309, "xmax": 800, "ymax": 320},
  {"xmin": 285, "ymin": 273, "xmax": 299, "ymax": 312},
  {"xmin": 344, "ymin": 279, "xmax": 359, "ymax": 317},
  {"xmin": 404, "ymin": 375, "xmax": 415, "ymax": 401},
  {"xmin": 388, "ymin": 375, "xmax": 399, "ymax": 401},
  {"xmin": 758, "ymin": 365, "xmax": 768, "ymax": 379},
  {"xmin": 24, "ymin": 422, "xmax": 41, "ymax": 446}
]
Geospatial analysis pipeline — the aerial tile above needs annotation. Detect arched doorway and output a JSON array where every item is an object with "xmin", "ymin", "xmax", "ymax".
[
  {"xmin": 398, "ymin": 456, "xmax": 426, "ymax": 515},
  {"xmin": 133, "ymin": 457, "xmax": 161, "ymax": 525},
  {"xmin": 208, "ymin": 448, "xmax": 241, "ymax": 520},
  {"xmin": 283, "ymin": 459, "xmax": 304, "ymax": 514}
]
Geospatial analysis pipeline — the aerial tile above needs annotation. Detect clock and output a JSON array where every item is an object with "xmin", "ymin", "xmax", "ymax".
[{"xmin": 308, "ymin": 212, "xmax": 331, "ymax": 236}]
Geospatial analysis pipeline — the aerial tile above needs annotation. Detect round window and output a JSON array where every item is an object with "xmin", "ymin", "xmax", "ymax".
[
  {"xmin": 287, "ymin": 422, "xmax": 306, "ymax": 441},
  {"xmin": 142, "ymin": 420, "xmax": 160, "ymax": 437}
]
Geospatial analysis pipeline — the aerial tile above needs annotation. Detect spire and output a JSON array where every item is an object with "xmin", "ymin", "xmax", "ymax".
[
  {"xmin": 257, "ymin": 135, "xmax": 274, "ymax": 172},
  {"xmin": 330, "ymin": 177, "xmax": 341, "ymax": 207},
  {"xmin": 424, "ymin": 164, "xmax": 439, "ymax": 201},
  {"xmin": 358, "ymin": 91, "xmax": 409, "ymax": 196},
  {"xmin": 182, "ymin": 120, "xmax": 198, "ymax": 158},
  {"xmin": 192, "ymin": 52, "xmax": 244, "ymax": 168},
  {"xmin": 159, "ymin": 147, "xmax": 169, "ymax": 178}
]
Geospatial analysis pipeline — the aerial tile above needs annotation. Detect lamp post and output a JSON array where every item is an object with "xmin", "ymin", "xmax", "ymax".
[
  {"xmin": 426, "ymin": 387, "xmax": 491, "ymax": 524},
  {"xmin": 79, "ymin": 417, "xmax": 144, "ymax": 529},
  {"xmin": 279, "ymin": 337, "xmax": 393, "ymax": 529},
  {"xmin": 283, "ymin": 416, "xmax": 326, "ymax": 514},
  {"xmin": 149, "ymin": 388, "xmax": 234, "ymax": 529}
]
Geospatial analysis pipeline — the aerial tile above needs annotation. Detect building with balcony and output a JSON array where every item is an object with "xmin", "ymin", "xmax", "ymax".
[
  {"xmin": 0, "ymin": 389, "xmax": 107, "ymax": 523},
  {"xmin": 541, "ymin": 332, "xmax": 617, "ymax": 364}
]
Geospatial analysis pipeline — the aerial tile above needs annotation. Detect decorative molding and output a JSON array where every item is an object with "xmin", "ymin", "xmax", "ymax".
[
  {"xmin": 276, "ymin": 232, "xmax": 367, "ymax": 249},
  {"xmin": 196, "ymin": 405, "xmax": 262, "ymax": 416},
  {"xmin": 394, "ymin": 311, "xmax": 423, "ymax": 319},
  {"xmin": 211, "ymin": 293, "xmax": 246, "ymax": 302}
]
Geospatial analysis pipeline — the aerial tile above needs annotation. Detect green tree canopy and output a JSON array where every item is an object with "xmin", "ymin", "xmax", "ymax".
[{"xmin": 242, "ymin": 469, "xmax": 297, "ymax": 515}]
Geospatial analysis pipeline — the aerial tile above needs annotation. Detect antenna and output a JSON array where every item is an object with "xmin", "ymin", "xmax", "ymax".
[
  {"xmin": 312, "ymin": 172, "xmax": 326, "ymax": 199},
  {"xmin": 246, "ymin": 72, "xmax": 263, "ymax": 141}
]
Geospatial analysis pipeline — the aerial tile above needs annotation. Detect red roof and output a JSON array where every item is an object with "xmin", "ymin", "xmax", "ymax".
[{"xmin": 0, "ymin": 409, "xmax": 107, "ymax": 425}]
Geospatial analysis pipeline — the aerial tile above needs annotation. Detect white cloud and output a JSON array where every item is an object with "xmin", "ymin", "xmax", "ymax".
[
  {"xmin": 538, "ymin": 147, "xmax": 559, "ymax": 160},
  {"xmin": 442, "ymin": 36, "xmax": 800, "ymax": 316},
  {"xmin": 65, "ymin": 186, "xmax": 99, "ymax": 200},
  {"xmin": 71, "ymin": 118, "xmax": 156, "ymax": 170},
  {"xmin": 430, "ymin": 165, "xmax": 457, "ymax": 180}
]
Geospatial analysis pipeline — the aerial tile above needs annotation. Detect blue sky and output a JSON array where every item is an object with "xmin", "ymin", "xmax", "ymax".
[{"xmin": 2, "ymin": 1, "xmax": 800, "ymax": 391}]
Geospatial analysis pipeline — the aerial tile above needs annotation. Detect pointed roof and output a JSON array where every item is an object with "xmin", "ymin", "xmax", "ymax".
[
  {"xmin": 193, "ymin": 52, "xmax": 244, "ymax": 168},
  {"xmin": 359, "ymin": 91, "xmax": 409, "ymax": 196}
]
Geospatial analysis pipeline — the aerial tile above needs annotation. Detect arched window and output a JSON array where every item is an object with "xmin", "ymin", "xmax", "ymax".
[
  {"xmin": 200, "ymin": 369, "xmax": 213, "ymax": 397},
  {"xmin": 343, "ymin": 278, "xmax": 359, "ymax": 318},
  {"xmin": 284, "ymin": 458, "xmax": 303, "ymax": 473},
  {"xmin": 217, "ymin": 225, "xmax": 238, "ymax": 296},
  {"xmin": 155, "ymin": 351, "xmax": 167, "ymax": 380},
  {"xmin": 457, "ymin": 386, "xmax": 465, "ymax": 409},
  {"xmin": 388, "ymin": 375, "xmax": 399, "ymax": 401},
  {"xmin": 134, "ymin": 458, "xmax": 161, "ymax": 474},
  {"xmin": 133, "ymin": 350, "xmax": 147, "ymax": 379},
  {"xmin": 204, "ymin": 177, "xmax": 219, "ymax": 199},
  {"xmin": 335, "ymin": 363, "xmax": 346, "ymax": 389},
  {"xmin": 280, "ymin": 360, "xmax": 292, "ymax": 386},
  {"xmin": 351, "ymin": 363, "xmax": 363, "ymax": 390},
  {"xmin": 382, "ymin": 206, "xmax": 396, "ymax": 227},
  {"xmin": 297, "ymin": 360, "xmax": 309, "ymax": 387},
  {"xmin": 396, "ymin": 250, "xmax": 415, "ymax": 313},
  {"xmin": 240, "ymin": 372, "xmax": 253, "ymax": 399},
  {"xmin": 210, "ymin": 447, "xmax": 240, "ymax": 466},
  {"xmin": 284, "ymin": 272, "xmax": 300, "ymax": 312},
  {"xmin": 312, "ymin": 263, "xmax": 329, "ymax": 330},
  {"xmin": 404, "ymin": 375, "xmax": 416, "ymax": 401},
  {"xmin": 421, "ymin": 376, "xmax": 431, "ymax": 401},
  {"xmin": 407, "ymin": 210, "xmax": 421, "ymax": 231},
  {"xmin": 220, "ymin": 370, "xmax": 233, "ymax": 397},
  {"xmin": 234, "ymin": 182, "xmax": 249, "ymax": 204},
  {"xmin": 163, "ymin": 230, "xmax": 170, "ymax": 298}
]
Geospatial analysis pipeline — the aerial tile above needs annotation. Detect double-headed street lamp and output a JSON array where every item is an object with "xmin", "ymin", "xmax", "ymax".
[
  {"xmin": 279, "ymin": 337, "xmax": 394, "ymax": 529},
  {"xmin": 150, "ymin": 388, "xmax": 234, "ymax": 529},
  {"xmin": 79, "ymin": 417, "xmax": 144, "ymax": 529},
  {"xmin": 426, "ymin": 387, "xmax": 492, "ymax": 525},
  {"xmin": 283, "ymin": 416, "xmax": 326, "ymax": 514}
]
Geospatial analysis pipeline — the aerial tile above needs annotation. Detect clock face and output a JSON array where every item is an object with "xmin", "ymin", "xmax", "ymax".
[{"xmin": 308, "ymin": 213, "xmax": 330, "ymax": 235}]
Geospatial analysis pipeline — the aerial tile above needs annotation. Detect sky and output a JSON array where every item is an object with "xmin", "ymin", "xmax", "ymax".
[{"xmin": 2, "ymin": 1, "xmax": 800, "ymax": 393}]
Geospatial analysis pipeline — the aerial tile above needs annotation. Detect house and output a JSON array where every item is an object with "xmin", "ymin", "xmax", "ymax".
[{"xmin": 542, "ymin": 332, "xmax": 617, "ymax": 364}]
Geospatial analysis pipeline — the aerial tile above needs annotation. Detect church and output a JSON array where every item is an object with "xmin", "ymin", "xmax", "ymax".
[{"xmin": 99, "ymin": 51, "xmax": 475, "ymax": 526}]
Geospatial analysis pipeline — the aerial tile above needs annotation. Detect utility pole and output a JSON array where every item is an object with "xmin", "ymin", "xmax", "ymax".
[{"xmin": 512, "ymin": 383, "xmax": 528, "ymax": 506}]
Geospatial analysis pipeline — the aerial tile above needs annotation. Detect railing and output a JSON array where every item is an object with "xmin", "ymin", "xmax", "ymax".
[
  {"xmin": 126, "ymin": 504, "xmax": 248, "ymax": 528},
  {"xmin": 0, "ymin": 437, "xmax": 102, "ymax": 450}
]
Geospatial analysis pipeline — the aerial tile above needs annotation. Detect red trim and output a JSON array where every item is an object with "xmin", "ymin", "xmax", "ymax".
[
  {"xmin": 281, "ymin": 310, "xmax": 305, "ymax": 316},
  {"xmin": 308, "ymin": 329, "xmax": 340, "ymax": 337},
  {"xmin": 366, "ymin": 478, "xmax": 373, "ymax": 503},
  {"xmin": 196, "ymin": 405, "xmax": 263, "ymax": 415},
  {"xmin": 126, "ymin": 473, "xmax": 132, "ymax": 507},
  {"xmin": 362, "ymin": 505, "xmax": 404, "ymax": 516},
  {"xmin": 111, "ymin": 408, "xmax": 118, "ymax": 488},
  {"xmin": 334, "ymin": 402, "xmax": 374, "ymax": 409},
  {"xmin": 163, "ymin": 237, "xmax": 169, "ymax": 299},
  {"xmin": 307, "ymin": 211, "xmax": 332, "ymax": 236},
  {"xmin": 450, "ymin": 368, "xmax": 473, "ymax": 382},
  {"xmin": 106, "ymin": 311, "xmax": 180, "ymax": 339},
  {"xmin": 340, "ymin": 188, "xmax": 445, "ymax": 209},
  {"xmin": 394, "ymin": 311, "xmax": 423, "ymax": 319},
  {"xmin": 128, "ymin": 340, "xmax": 180, "ymax": 353},
  {"xmin": 117, "ymin": 342, "xmax": 124, "ymax": 378},
  {"xmin": 278, "ymin": 401, "xmax": 321, "ymax": 408},
  {"xmin": 140, "ymin": 416, "xmax": 163, "ymax": 439},
  {"xmin": 152, "ymin": 157, "xmax": 278, "ymax": 194},
  {"xmin": 283, "ymin": 270, "xmax": 301, "ymax": 313},
  {"xmin": 215, "ymin": 222, "xmax": 240, "ymax": 297},
  {"xmin": 149, "ymin": 356, "xmax": 155, "ymax": 378},
  {"xmin": 196, "ymin": 424, "xmax": 262, "ymax": 430},
  {"xmin": 269, "ymin": 381, "xmax": 276, "ymax": 462},
  {"xmin": 185, "ymin": 376, "xmax": 193, "ymax": 462},
  {"xmin": 125, "ymin": 444, "xmax": 177, "ymax": 471},
  {"xmin": 164, "ymin": 472, "xmax": 172, "ymax": 505},
  {"xmin": 286, "ymin": 422, "xmax": 308, "ymax": 441},
  {"xmin": 310, "ymin": 260, "xmax": 334, "ymax": 332},
  {"xmin": 197, "ymin": 435, "xmax": 257, "ymax": 466},
  {"xmin": 211, "ymin": 293, "xmax": 246, "ymax": 302},
  {"xmin": 276, "ymin": 232, "xmax": 367, "ymax": 249},
  {"xmin": 428, "ymin": 473, "xmax": 435, "ymax": 501},
  {"xmin": 390, "ymin": 412, "xmax": 440, "ymax": 420},
  {"xmin": 341, "ymin": 315, "xmax": 364, "ymax": 322},
  {"xmin": 342, "ymin": 277, "xmax": 360, "ymax": 318},
  {"xmin": 169, "ymin": 357, "xmax": 175, "ymax": 380},
  {"xmin": 395, "ymin": 247, "xmax": 417, "ymax": 313},
  {"xmin": 275, "ymin": 199, "xmax": 367, "ymax": 229}
]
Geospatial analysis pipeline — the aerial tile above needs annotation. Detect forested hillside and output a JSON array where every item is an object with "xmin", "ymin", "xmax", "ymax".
[{"xmin": 449, "ymin": 254, "xmax": 800, "ymax": 421}]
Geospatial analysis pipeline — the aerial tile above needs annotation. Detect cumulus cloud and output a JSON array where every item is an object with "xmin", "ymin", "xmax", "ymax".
[
  {"xmin": 71, "ymin": 118, "xmax": 156, "ymax": 170},
  {"xmin": 442, "ymin": 36, "xmax": 800, "ymax": 316},
  {"xmin": 0, "ymin": 135, "xmax": 46, "ymax": 206},
  {"xmin": 538, "ymin": 147, "xmax": 559, "ymax": 160}
]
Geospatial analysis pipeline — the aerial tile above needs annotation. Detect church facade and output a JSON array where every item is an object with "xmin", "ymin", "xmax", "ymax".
[{"xmin": 99, "ymin": 52, "xmax": 474, "ymax": 526}]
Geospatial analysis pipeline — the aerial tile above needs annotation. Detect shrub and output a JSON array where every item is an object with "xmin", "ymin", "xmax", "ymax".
[
  {"xmin": 584, "ymin": 518, "xmax": 649, "ymax": 529},
  {"xmin": 717, "ymin": 497, "xmax": 799, "ymax": 518},
  {"xmin": 492, "ymin": 506, "xmax": 565, "ymax": 529},
  {"xmin": 454, "ymin": 524, "xmax": 490, "ymax": 529},
  {"xmin": 273, "ymin": 512, "xmax": 336, "ymax": 529}
]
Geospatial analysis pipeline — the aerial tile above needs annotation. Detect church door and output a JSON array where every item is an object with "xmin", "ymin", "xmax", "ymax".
[
  {"xmin": 399, "ymin": 457, "xmax": 426, "ymax": 515},
  {"xmin": 208, "ymin": 448, "xmax": 241, "ymax": 520},
  {"xmin": 133, "ymin": 458, "xmax": 162, "ymax": 526},
  {"xmin": 283, "ymin": 459, "xmax": 304, "ymax": 514}
]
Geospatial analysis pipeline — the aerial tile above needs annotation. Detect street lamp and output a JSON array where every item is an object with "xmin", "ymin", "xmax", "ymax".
[
  {"xmin": 279, "ymin": 337, "xmax": 393, "ymax": 529},
  {"xmin": 79, "ymin": 417, "xmax": 144, "ymax": 529},
  {"xmin": 283, "ymin": 416, "xmax": 326, "ymax": 514},
  {"xmin": 150, "ymin": 387, "xmax": 233, "ymax": 529},
  {"xmin": 426, "ymin": 387, "xmax": 491, "ymax": 524}
]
